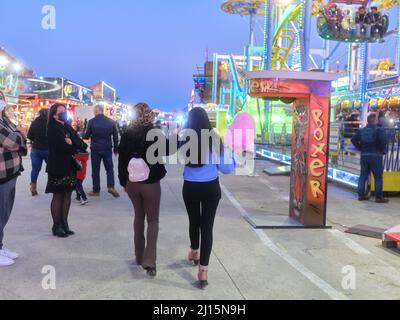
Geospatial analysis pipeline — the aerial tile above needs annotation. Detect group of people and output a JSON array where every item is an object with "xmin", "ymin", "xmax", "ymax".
[
  {"xmin": 0, "ymin": 90, "xmax": 236, "ymax": 289},
  {"xmin": 325, "ymin": 4, "xmax": 385, "ymax": 40}
]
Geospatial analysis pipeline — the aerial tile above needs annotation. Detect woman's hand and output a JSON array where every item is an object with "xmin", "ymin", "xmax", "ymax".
[{"xmin": 65, "ymin": 138, "xmax": 73, "ymax": 145}]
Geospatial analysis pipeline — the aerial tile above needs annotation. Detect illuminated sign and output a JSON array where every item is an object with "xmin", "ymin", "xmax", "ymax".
[
  {"xmin": 91, "ymin": 81, "xmax": 116, "ymax": 103},
  {"xmin": 249, "ymin": 78, "xmax": 311, "ymax": 99},
  {"xmin": 367, "ymin": 76, "xmax": 399, "ymax": 90},
  {"xmin": 63, "ymin": 80, "xmax": 92, "ymax": 103}
]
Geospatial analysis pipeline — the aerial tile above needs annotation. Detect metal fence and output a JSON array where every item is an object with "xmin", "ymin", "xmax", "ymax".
[{"xmin": 384, "ymin": 128, "xmax": 400, "ymax": 172}]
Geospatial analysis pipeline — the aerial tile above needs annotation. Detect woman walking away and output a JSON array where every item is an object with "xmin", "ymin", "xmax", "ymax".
[
  {"xmin": 46, "ymin": 104, "xmax": 83, "ymax": 238},
  {"xmin": 182, "ymin": 107, "xmax": 236, "ymax": 289},
  {"xmin": 27, "ymin": 108, "xmax": 49, "ymax": 196},
  {"xmin": 118, "ymin": 103, "xmax": 171, "ymax": 278},
  {"xmin": 0, "ymin": 91, "xmax": 26, "ymax": 267}
]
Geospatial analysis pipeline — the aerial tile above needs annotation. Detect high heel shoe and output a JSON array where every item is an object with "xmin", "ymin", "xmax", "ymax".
[
  {"xmin": 61, "ymin": 220, "xmax": 75, "ymax": 235},
  {"xmin": 198, "ymin": 265, "xmax": 209, "ymax": 289},
  {"xmin": 52, "ymin": 224, "xmax": 68, "ymax": 238},
  {"xmin": 188, "ymin": 249, "xmax": 200, "ymax": 266},
  {"xmin": 145, "ymin": 267, "xmax": 157, "ymax": 278}
]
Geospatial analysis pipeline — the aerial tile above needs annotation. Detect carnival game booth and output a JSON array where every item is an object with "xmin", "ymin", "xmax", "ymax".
[
  {"xmin": 247, "ymin": 70, "xmax": 338, "ymax": 228},
  {"xmin": 332, "ymin": 77, "xmax": 400, "ymax": 193}
]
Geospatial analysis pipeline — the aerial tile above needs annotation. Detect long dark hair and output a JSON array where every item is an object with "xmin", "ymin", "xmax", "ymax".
[
  {"xmin": 38, "ymin": 108, "xmax": 49, "ymax": 120},
  {"xmin": 184, "ymin": 107, "xmax": 223, "ymax": 167},
  {"xmin": 47, "ymin": 103, "xmax": 66, "ymax": 126}
]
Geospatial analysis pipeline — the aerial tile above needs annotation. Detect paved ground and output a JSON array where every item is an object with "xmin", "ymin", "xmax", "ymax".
[{"xmin": 0, "ymin": 156, "xmax": 400, "ymax": 300}]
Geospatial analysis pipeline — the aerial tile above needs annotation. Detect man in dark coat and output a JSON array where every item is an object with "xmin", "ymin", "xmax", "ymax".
[
  {"xmin": 84, "ymin": 105, "xmax": 120, "ymax": 197},
  {"xmin": 351, "ymin": 113, "xmax": 388, "ymax": 203}
]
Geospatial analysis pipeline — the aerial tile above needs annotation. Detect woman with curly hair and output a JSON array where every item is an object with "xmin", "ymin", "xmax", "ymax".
[{"xmin": 118, "ymin": 103, "xmax": 171, "ymax": 277}]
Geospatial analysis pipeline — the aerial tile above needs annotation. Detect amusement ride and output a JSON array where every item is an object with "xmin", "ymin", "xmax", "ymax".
[{"xmin": 191, "ymin": 0, "xmax": 400, "ymax": 193}]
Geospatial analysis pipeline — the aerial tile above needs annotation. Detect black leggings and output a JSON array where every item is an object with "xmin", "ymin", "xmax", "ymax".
[
  {"xmin": 183, "ymin": 179, "xmax": 221, "ymax": 266},
  {"xmin": 51, "ymin": 191, "xmax": 72, "ymax": 225}
]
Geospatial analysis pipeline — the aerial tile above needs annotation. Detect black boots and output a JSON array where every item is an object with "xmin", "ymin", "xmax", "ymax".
[
  {"xmin": 52, "ymin": 224, "xmax": 68, "ymax": 238},
  {"xmin": 61, "ymin": 220, "xmax": 75, "ymax": 235},
  {"xmin": 52, "ymin": 221, "xmax": 74, "ymax": 238}
]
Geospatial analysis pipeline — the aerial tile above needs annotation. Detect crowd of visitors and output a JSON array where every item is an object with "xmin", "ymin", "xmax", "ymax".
[{"xmin": 0, "ymin": 91, "xmax": 237, "ymax": 289}]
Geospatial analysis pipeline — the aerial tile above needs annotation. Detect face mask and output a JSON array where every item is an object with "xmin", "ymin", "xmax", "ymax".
[
  {"xmin": 0, "ymin": 100, "xmax": 7, "ymax": 113},
  {"xmin": 58, "ymin": 111, "xmax": 69, "ymax": 123}
]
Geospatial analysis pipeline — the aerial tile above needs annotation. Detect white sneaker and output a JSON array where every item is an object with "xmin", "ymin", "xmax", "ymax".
[
  {"xmin": 0, "ymin": 255, "xmax": 15, "ymax": 267},
  {"xmin": 81, "ymin": 199, "xmax": 88, "ymax": 206},
  {"xmin": 0, "ymin": 248, "xmax": 19, "ymax": 260}
]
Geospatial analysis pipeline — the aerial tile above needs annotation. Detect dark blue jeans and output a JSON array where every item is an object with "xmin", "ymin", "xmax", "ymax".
[
  {"xmin": 91, "ymin": 150, "xmax": 115, "ymax": 193},
  {"xmin": 358, "ymin": 155, "xmax": 384, "ymax": 199},
  {"xmin": 30, "ymin": 148, "xmax": 49, "ymax": 184},
  {"xmin": 75, "ymin": 180, "xmax": 87, "ymax": 201}
]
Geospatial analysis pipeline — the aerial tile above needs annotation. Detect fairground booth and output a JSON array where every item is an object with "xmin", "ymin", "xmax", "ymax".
[
  {"xmin": 90, "ymin": 81, "xmax": 118, "ymax": 119},
  {"xmin": 17, "ymin": 77, "xmax": 92, "ymax": 132},
  {"xmin": 246, "ymin": 70, "xmax": 338, "ymax": 228},
  {"xmin": 0, "ymin": 48, "xmax": 34, "ymax": 124}
]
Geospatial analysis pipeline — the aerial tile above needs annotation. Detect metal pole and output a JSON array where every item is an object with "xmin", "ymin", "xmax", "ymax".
[
  {"xmin": 396, "ymin": 3, "xmax": 400, "ymax": 73},
  {"xmin": 263, "ymin": 0, "xmax": 273, "ymax": 70},
  {"xmin": 301, "ymin": 0, "xmax": 313, "ymax": 71},
  {"xmin": 249, "ymin": 10, "xmax": 256, "ymax": 47},
  {"xmin": 262, "ymin": 0, "xmax": 273, "ymax": 141},
  {"xmin": 212, "ymin": 53, "xmax": 218, "ymax": 104},
  {"xmin": 359, "ymin": 42, "xmax": 370, "ymax": 122},
  {"xmin": 349, "ymin": 44, "xmax": 356, "ymax": 91},
  {"xmin": 322, "ymin": 39, "xmax": 330, "ymax": 71}
]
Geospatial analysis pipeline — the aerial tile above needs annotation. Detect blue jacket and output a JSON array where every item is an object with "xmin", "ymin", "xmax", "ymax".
[
  {"xmin": 351, "ymin": 124, "xmax": 387, "ymax": 156},
  {"xmin": 84, "ymin": 114, "xmax": 119, "ymax": 152},
  {"xmin": 183, "ymin": 150, "xmax": 236, "ymax": 182}
]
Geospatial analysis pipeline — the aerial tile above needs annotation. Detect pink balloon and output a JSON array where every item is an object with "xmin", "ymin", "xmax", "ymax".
[{"xmin": 225, "ymin": 112, "xmax": 256, "ymax": 152}]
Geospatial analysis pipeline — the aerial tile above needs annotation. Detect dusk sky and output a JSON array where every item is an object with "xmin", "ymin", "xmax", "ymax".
[
  {"xmin": 0, "ymin": 0, "xmax": 252, "ymax": 111},
  {"xmin": 1, "ymin": 1, "xmax": 396, "ymax": 111}
]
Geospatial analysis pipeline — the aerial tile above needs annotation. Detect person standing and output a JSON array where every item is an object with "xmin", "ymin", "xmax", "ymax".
[
  {"xmin": 46, "ymin": 104, "xmax": 83, "ymax": 238},
  {"xmin": 84, "ymin": 105, "xmax": 120, "ymax": 198},
  {"xmin": 181, "ymin": 107, "xmax": 236, "ymax": 289},
  {"xmin": 118, "ymin": 103, "xmax": 171, "ymax": 277},
  {"xmin": 27, "ymin": 108, "xmax": 49, "ymax": 196},
  {"xmin": 0, "ymin": 91, "xmax": 26, "ymax": 267},
  {"xmin": 351, "ymin": 113, "xmax": 389, "ymax": 203}
]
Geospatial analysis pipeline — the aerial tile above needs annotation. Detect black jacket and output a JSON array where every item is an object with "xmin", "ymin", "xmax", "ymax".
[
  {"xmin": 46, "ymin": 120, "xmax": 79, "ymax": 177},
  {"xmin": 351, "ymin": 124, "xmax": 388, "ymax": 156},
  {"xmin": 84, "ymin": 114, "xmax": 119, "ymax": 152},
  {"xmin": 368, "ymin": 12, "xmax": 382, "ymax": 24},
  {"xmin": 356, "ymin": 13, "xmax": 369, "ymax": 24},
  {"xmin": 118, "ymin": 125, "xmax": 173, "ymax": 187},
  {"xmin": 27, "ymin": 115, "xmax": 48, "ymax": 150}
]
